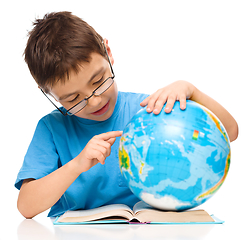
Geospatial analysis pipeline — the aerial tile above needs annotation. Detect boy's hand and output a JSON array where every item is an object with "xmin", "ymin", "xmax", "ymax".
[
  {"xmin": 77, "ymin": 131, "xmax": 123, "ymax": 173},
  {"xmin": 140, "ymin": 80, "xmax": 195, "ymax": 115}
]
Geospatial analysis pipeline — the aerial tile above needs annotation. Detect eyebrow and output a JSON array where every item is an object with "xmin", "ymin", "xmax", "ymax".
[{"xmin": 58, "ymin": 67, "xmax": 105, "ymax": 101}]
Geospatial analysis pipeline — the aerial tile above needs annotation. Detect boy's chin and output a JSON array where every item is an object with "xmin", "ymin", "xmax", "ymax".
[{"xmin": 90, "ymin": 108, "xmax": 114, "ymax": 121}]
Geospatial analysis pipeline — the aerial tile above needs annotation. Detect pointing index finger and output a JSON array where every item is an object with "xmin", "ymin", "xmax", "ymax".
[{"xmin": 95, "ymin": 131, "xmax": 123, "ymax": 141}]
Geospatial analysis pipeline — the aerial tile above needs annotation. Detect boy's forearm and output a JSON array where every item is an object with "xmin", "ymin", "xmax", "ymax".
[
  {"xmin": 191, "ymin": 86, "xmax": 238, "ymax": 142},
  {"xmin": 17, "ymin": 156, "xmax": 82, "ymax": 219}
]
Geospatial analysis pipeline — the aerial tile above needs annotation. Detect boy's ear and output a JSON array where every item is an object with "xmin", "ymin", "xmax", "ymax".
[{"xmin": 103, "ymin": 38, "xmax": 114, "ymax": 65}]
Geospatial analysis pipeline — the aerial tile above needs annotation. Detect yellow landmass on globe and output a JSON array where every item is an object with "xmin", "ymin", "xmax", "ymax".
[
  {"xmin": 119, "ymin": 139, "xmax": 132, "ymax": 175},
  {"xmin": 139, "ymin": 162, "xmax": 145, "ymax": 175},
  {"xmin": 197, "ymin": 151, "xmax": 231, "ymax": 200}
]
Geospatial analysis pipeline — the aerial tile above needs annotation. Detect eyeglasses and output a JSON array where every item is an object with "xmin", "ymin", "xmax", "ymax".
[{"xmin": 40, "ymin": 42, "xmax": 115, "ymax": 116}]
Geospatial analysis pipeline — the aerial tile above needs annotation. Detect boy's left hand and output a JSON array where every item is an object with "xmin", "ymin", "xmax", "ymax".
[{"xmin": 140, "ymin": 80, "xmax": 195, "ymax": 115}]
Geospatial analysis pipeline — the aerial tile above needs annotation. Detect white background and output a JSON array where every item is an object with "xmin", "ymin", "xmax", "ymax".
[{"xmin": 0, "ymin": 0, "xmax": 245, "ymax": 239}]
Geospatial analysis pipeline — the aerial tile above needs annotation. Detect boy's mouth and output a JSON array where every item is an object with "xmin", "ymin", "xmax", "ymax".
[{"xmin": 91, "ymin": 101, "xmax": 110, "ymax": 116}]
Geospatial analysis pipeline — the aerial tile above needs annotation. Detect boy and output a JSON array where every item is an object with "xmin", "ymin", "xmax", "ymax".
[{"xmin": 15, "ymin": 12, "xmax": 238, "ymax": 219}]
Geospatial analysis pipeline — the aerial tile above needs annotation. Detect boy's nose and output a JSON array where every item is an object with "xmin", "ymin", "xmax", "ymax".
[{"xmin": 87, "ymin": 95, "xmax": 102, "ymax": 108}]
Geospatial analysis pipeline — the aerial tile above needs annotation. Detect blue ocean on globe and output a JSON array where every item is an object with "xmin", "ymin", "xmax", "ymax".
[{"xmin": 119, "ymin": 100, "xmax": 231, "ymax": 211}]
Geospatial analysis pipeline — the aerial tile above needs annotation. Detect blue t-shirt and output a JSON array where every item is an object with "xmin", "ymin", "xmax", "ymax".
[{"xmin": 15, "ymin": 91, "xmax": 148, "ymax": 217}]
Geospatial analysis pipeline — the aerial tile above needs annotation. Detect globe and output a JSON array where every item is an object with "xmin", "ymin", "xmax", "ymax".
[{"xmin": 119, "ymin": 100, "xmax": 231, "ymax": 211}]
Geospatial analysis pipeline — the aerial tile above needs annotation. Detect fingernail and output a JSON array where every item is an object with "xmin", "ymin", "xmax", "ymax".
[
  {"xmin": 153, "ymin": 109, "xmax": 159, "ymax": 114},
  {"xmin": 147, "ymin": 107, "xmax": 151, "ymax": 112}
]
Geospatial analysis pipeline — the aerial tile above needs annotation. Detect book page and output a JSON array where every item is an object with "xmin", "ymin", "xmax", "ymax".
[
  {"xmin": 137, "ymin": 209, "xmax": 214, "ymax": 223},
  {"xmin": 132, "ymin": 201, "xmax": 215, "ymax": 223},
  {"xmin": 58, "ymin": 204, "xmax": 134, "ymax": 223},
  {"xmin": 133, "ymin": 201, "xmax": 155, "ymax": 214}
]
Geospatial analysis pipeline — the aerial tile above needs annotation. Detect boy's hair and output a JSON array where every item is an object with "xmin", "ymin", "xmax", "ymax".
[{"xmin": 24, "ymin": 11, "xmax": 106, "ymax": 92}]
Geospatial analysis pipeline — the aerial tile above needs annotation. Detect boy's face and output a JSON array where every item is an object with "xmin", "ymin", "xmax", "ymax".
[{"xmin": 49, "ymin": 52, "xmax": 118, "ymax": 121}]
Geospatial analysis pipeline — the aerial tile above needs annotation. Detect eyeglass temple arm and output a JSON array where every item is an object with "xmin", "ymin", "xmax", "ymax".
[
  {"xmin": 40, "ymin": 88, "xmax": 67, "ymax": 116},
  {"xmin": 102, "ymin": 41, "xmax": 115, "ymax": 77}
]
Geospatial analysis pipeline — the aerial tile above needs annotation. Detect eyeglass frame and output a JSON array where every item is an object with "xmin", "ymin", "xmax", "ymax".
[{"xmin": 40, "ymin": 42, "xmax": 115, "ymax": 116}]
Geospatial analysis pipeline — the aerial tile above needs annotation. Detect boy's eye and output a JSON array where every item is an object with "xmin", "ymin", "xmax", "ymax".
[
  {"xmin": 93, "ymin": 76, "xmax": 104, "ymax": 85},
  {"xmin": 69, "ymin": 94, "xmax": 80, "ymax": 103}
]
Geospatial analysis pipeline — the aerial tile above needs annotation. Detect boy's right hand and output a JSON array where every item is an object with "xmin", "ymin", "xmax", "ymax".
[{"xmin": 76, "ymin": 131, "xmax": 123, "ymax": 173}]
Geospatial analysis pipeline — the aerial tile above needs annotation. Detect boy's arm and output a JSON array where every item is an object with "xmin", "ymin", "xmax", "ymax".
[
  {"xmin": 140, "ymin": 80, "xmax": 238, "ymax": 142},
  {"xmin": 18, "ymin": 160, "xmax": 81, "ymax": 219},
  {"xmin": 190, "ymin": 87, "xmax": 238, "ymax": 142},
  {"xmin": 17, "ymin": 131, "xmax": 122, "ymax": 219}
]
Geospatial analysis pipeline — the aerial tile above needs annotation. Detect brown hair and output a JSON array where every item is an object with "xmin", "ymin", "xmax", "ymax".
[{"xmin": 24, "ymin": 11, "xmax": 106, "ymax": 92}]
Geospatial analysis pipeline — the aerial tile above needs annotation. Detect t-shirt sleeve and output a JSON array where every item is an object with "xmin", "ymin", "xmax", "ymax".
[{"xmin": 15, "ymin": 118, "xmax": 60, "ymax": 190}]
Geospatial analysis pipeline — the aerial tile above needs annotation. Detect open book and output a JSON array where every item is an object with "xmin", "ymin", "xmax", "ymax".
[{"xmin": 53, "ymin": 201, "xmax": 223, "ymax": 225}]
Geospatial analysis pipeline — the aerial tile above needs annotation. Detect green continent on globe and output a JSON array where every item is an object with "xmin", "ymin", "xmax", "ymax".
[{"xmin": 119, "ymin": 137, "xmax": 130, "ymax": 172}]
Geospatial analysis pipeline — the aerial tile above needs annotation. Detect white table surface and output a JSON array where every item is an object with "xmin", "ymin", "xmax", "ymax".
[
  {"xmin": 14, "ymin": 220, "xmax": 233, "ymax": 240},
  {"xmin": 2, "ymin": 217, "xmax": 245, "ymax": 240}
]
